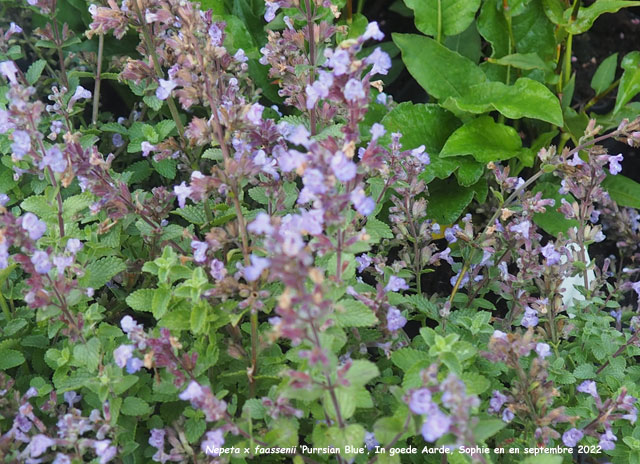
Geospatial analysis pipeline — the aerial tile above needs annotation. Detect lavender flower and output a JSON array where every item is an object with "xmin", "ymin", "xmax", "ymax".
[
  {"xmin": 94, "ymin": 439, "xmax": 117, "ymax": 463},
  {"xmin": 264, "ymin": 0, "xmax": 280, "ymax": 22},
  {"xmin": 370, "ymin": 123, "xmax": 385, "ymax": 141},
  {"xmin": 576, "ymin": 380, "xmax": 599, "ymax": 398},
  {"xmin": 156, "ymin": 79, "xmax": 177, "ymax": 100},
  {"xmin": 535, "ymin": 342, "xmax": 551, "ymax": 358},
  {"xmin": 344, "ymin": 79, "xmax": 365, "ymax": 102},
  {"xmin": 502, "ymin": 408, "xmax": 515, "ymax": 423},
  {"xmin": 112, "ymin": 133, "xmax": 124, "ymax": 147},
  {"xmin": 386, "ymin": 307, "xmax": 407, "ymax": 332},
  {"xmin": 411, "ymin": 145, "xmax": 430, "ymax": 165},
  {"xmin": 210, "ymin": 259, "xmax": 227, "ymax": 281},
  {"xmin": 244, "ymin": 255, "xmax": 270, "ymax": 281},
  {"xmin": 22, "ymin": 213, "xmax": 47, "ymax": 240},
  {"xmin": 173, "ymin": 182, "xmax": 192, "ymax": 208},
  {"xmin": 409, "ymin": 388, "xmax": 433, "ymax": 414},
  {"xmin": 356, "ymin": 254, "xmax": 372, "ymax": 273},
  {"xmin": 608, "ymin": 154, "xmax": 623, "ymax": 175},
  {"xmin": 510, "ymin": 220, "xmax": 531, "ymax": 240},
  {"xmin": 141, "ymin": 141, "xmax": 155, "ymax": 158},
  {"xmin": 365, "ymin": 47, "xmax": 391, "ymax": 75},
  {"xmin": 11, "ymin": 130, "xmax": 31, "ymax": 159},
  {"xmin": 488, "ymin": 390, "xmax": 507, "ymax": 414},
  {"xmin": 385, "ymin": 275, "xmax": 409, "ymax": 292},
  {"xmin": 191, "ymin": 240, "xmax": 208, "ymax": 263},
  {"xmin": 540, "ymin": 243, "xmax": 562, "ymax": 265},
  {"xmin": 29, "ymin": 434, "xmax": 56, "ymax": 457},
  {"xmin": 248, "ymin": 212, "xmax": 274, "ymax": 235},
  {"xmin": 599, "ymin": 429, "xmax": 617, "ymax": 450},
  {"xmin": 201, "ymin": 429, "xmax": 224, "ymax": 455},
  {"xmin": 0, "ymin": 61, "xmax": 19, "ymax": 84},
  {"xmin": 521, "ymin": 306, "xmax": 539, "ymax": 328},
  {"xmin": 562, "ymin": 428, "xmax": 583, "ymax": 447},
  {"xmin": 330, "ymin": 152, "xmax": 357, "ymax": 182},
  {"xmin": 364, "ymin": 431, "xmax": 379, "ymax": 450},
  {"xmin": 31, "ymin": 250, "xmax": 51, "ymax": 274},
  {"xmin": 39, "ymin": 146, "xmax": 67, "ymax": 173},
  {"xmin": 350, "ymin": 189, "xmax": 375, "ymax": 215},
  {"xmin": 113, "ymin": 344, "xmax": 134, "ymax": 368},
  {"xmin": 363, "ymin": 22, "xmax": 384, "ymax": 41},
  {"xmin": 66, "ymin": 238, "xmax": 83, "ymax": 254},
  {"xmin": 421, "ymin": 409, "xmax": 451, "ymax": 442},
  {"xmin": 149, "ymin": 429, "xmax": 165, "ymax": 449}
]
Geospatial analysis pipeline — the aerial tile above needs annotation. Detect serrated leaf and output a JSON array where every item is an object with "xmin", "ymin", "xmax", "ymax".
[
  {"xmin": 335, "ymin": 300, "xmax": 378, "ymax": 327},
  {"xmin": 0, "ymin": 349, "xmax": 25, "ymax": 370},
  {"xmin": 391, "ymin": 348, "xmax": 430, "ymax": 371},
  {"xmin": 72, "ymin": 337, "xmax": 101, "ymax": 372},
  {"xmin": 344, "ymin": 360, "xmax": 379, "ymax": 387},
  {"xmin": 440, "ymin": 116, "xmax": 524, "ymax": 163},
  {"xmin": 100, "ymin": 122, "xmax": 128, "ymax": 135},
  {"xmin": 21, "ymin": 196, "xmax": 56, "ymax": 222},
  {"xmin": 26, "ymin": 59, "xmax": 47, "ymax": 85},
  {"xmin": 591, "ymin": 53, "xmax": 618, "ymax": 95},
  {"xmin": 63, "ymin": 193, "xmax": 93, "ymax": 218},
  {"xmin": 190, "ymin": 302, "xmax": 207, "ymax": 334},
  {"xmin": 403, "ymin": 0, "xmax": 481, "ymax": 37},
  {"xmin": 143, "ymin": 95, "xmax": 163, "ymax": 111},
  {"xmin": 366, "ymin": 217, "xmax": 393, "ymax": 240},
  {"xmin": 171, "ymin": 204, "xmax": 207, "ymax": 225},
  {"xmin": 185, "ymin": 418, "xmax": 206, "ymax": 443},
  {"xmin": 155, "ymin": 120, "xmax": 176, "ymax": 139},
  {"xmin": 573, "ymin": 364, "xmax": 596, "ymax": 379},
  {"xmin": 121, "ymin": 397, "xmax": 151, "ymax": 416},
  {"xmin": 248, "ymin": 187, "xmax": 269, "ymax": 205},
  {"xmin": 152, "ymin": 159, "xmax": 177, "ymax": 179},
  {"xmin": 79, "ymin": 257, "xmax": 126, "ymax": 289},
  {"xmin": 126, "ymin": 289, "xmax": 154, "ymax": 313}
]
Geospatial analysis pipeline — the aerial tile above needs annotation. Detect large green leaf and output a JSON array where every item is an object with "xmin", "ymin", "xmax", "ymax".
[
  {"xmin": 614, "ymin": 52, "xmax": 640, "ymax": 114},
  {"xmin": 440, "ymin": 116, "xmax": 524, "ymax": 163},
  {"xmin": 565, "ymin": 0, "xmax": 640, "ymax": 34},
  {"xmin": 591, "ymin": 53, "xmax": 618, "ymax": 95},
  {"xmin": 79, "ymin": 257, "xmax": 126, "ymax": 289},
  {"xmin": 427, "ymin": 179, "xmax": 475, "ymax": 224},
  {"xmin": 393, "ymin": 33, "xmax": 486, "ymax": 100},
  {"xmin": 403, "ymin": 0, "xmax": 481, "ymax": 38},
  {"xmin": 477, "ymin": 0, "xmax": 509, "ymax": 57},
  {"xmin": 512, "ymin": 0, "xmax": 556, "ymax": 60},
  {"xmin": 444, "ymin": 78, "xmax": 563, "ymax": 126},
  {"xmin": 443, "ymin": 23, "xmax": 482, "ymax": 63},
  {"xmin": 602, "ymin": 174, "xmax": 640, "ymax": 209}
]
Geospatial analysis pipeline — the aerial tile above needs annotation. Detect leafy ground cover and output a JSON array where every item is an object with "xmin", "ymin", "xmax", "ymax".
[{"xmin": 2, "ymin": 0, "xmax": 640, "ymax": 463}]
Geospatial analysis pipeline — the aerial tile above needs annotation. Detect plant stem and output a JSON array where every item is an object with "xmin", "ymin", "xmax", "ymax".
[
  {"xmin": 91, "ymin": 34, "xmax": 104, "ymax": 125},
  {"xmin": 131, "ymin": 0, "xmax": 186, "ymax": 141},
  {"xmin": 436, "ymin": 0, "xmax": 443, "ymax": 44},
  {"xmin": 304, "ymin": 0, "xmax": 317, "ymax": 135}
]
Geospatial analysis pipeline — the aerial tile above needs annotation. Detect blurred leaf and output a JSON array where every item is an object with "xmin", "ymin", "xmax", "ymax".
[
  {"xmin": 565, "ymin": 0, "xmax": 640, "ymax": 34},
  {"xmin": 404, "ymin": 0, "xmax": 481, "ymax": 37},
  {"xmin": 602, "ymin": 174, "xmax": 640, "ymax": 209},
  {"xmin": 26, "ymin": 60, "xmax": 47, "ymax": 85},
  {"xmin": 531, "ymin": 181, "xmax": 579, "ymax": 236},
  {"xmin": 443, "ymin": 23, "xmax": 482, "ymax": 63},
  {"xmin": 427, "ymin": 179, "xmax": 475, "ymax": 224},
  {"xmin": 0, "ymin": 349, "xmax": 25, "ymax": 370},
  {"xmin": 79, "ymin": 257, "xmax": 126, "ymax": 289}
]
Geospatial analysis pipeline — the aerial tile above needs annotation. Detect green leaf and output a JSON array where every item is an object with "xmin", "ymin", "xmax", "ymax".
[
  {"xmin": 591, "ymin": 53, "xmax": 618, "ymax": 95},
  {"xmin": 190, "ymin": 302, "xmax": 208, "ymax": 334},
  {"xmin": 522, "ymin": 456, "xmax": 563, "ymax": 464},
  {"xmin": 614, "ymin": 51, "xmax": 640, "ymax": 114},
  {"xmin": 491, "ymin": 52, "xmax": 553, "ymax": 72},
  {"xmin": 143, "ymin": 95, "xmax": 163, "ymax": 111},
  {"xmin": 455, "ymin": 157, "xmax": 484, "ymax": 186},
  {"xmin": 391, "ymin": 348, "xmax": 430, "ymax": 371},
  {"xmin": 72, "ymin": 337, "xmax": 101, "ymax": 372},
  {"xmin": 477, "ymin": 0, "xmax": 509, "ymax": 57},
  {"xmin": 171, "ymin": 204, "xmax": 207, "ymax": 225},
  {"xmin": 404, "ymin": 0, "xmax": 481, "ymax": 37},
  {"xmin": 335, "ymin": 300, "xmax": 378, "ymax": 328},
  {"xmin": 344, "ymin": 360, "xmax": 379, "ymax": 387},
  {"xmin": 155, "ymin": 120, "xmax": 176, "ymax": 139},
  {"xmin": 602, "ymin": 174, "xmax": 640, "ymax": 209},
  {"xmin": 152, "ymin": 159, "xmax": 177, "ymax": 179},
  {"xmin": 121, "ymin": 397, "xmax": 152, "ymax": 416},
  {"xmin": 26, "ymin": 59, "xmax": 47, "ymax": 85},
  {"xmin": 126, "ymin": 289, "xmax": 154, "ymax": 313},
  {"xmin": 573, "ymin": 364, "xmax": 596, "ymax": 379},
  {"xmin": 444, "ymin": 78, "xmax": 563, "ymax": 126},
  {"xmin": 440, "ymin": 116, "xmax": 524, "ymax": 163},
  {"xmin": 512, "ymin": 0, "xmax": 556, "ymax": 60},
  {"xmin": 426, "ymin": 179, "xmax": 475, "ymax": 224},
  {"xmin": 531, "ymin": 181, "xmax": 579, "ymax": 236},
  {"xmin": 152, "ymin": 287, "xmax": 171, "ymax": 319},
  {"xmin": 248, "ymin": 187, "xmax": 269, "ymax": 205},
  {"xmin": 565, "ymin": 0, "xmax": 640, "ymax": 34},
  {"xmin": 393, "ymin": 34, "xmax": 486, "ymax": 100},
  {"xmin": 79, "ymin": 257, "xmax": 126, "ymax": 289},
  {"xmin": 443, "ymin": 23, "xmax": 482, "ymax": 63},
  {"xmin": 473, "ymin": 418, "xmax": 506, "ymax": 441},
  {"xmin": 366, "ymin": 217, "xmax": 393, "ymax": 240},
  {"xmin": 100, "ymin": 122, "xmax": 128, "ymax": 135},
  {"xmin": 0, "ymin": 349, "xmax": 25, "ymax": 370},
  {"xmin": 21, "ymin": 196, "xmax": 56, "ymax": 222}
]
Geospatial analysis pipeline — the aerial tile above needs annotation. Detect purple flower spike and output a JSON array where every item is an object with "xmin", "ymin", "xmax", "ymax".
[{"xmin": 562, "ymin": 428, "xmax": 583, "ymax": 447}]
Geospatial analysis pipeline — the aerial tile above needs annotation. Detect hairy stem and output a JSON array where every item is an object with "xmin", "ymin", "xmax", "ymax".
[{"xmin": 91, "ymin": 34, "xmax": 104, "ymax": 125}]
